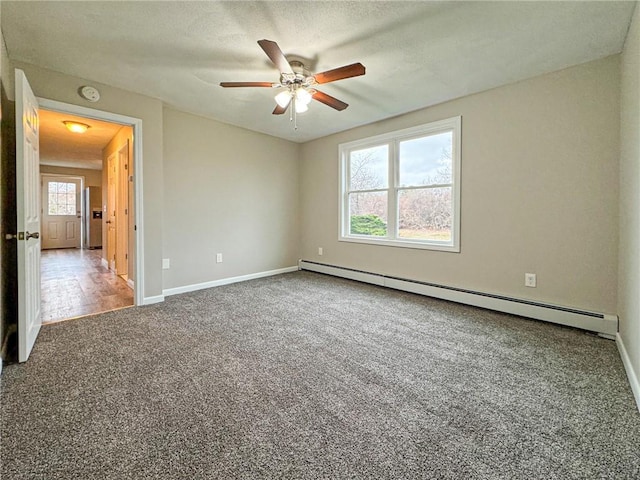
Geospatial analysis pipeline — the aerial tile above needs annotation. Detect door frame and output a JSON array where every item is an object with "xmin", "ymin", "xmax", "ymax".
[
  {"xmin": 40, "ymin": 173, "xmax": 85, "ymax": 249},
  {"xmin": 37, "ymin": 98, "xmax": 145, "ymax": 307}
]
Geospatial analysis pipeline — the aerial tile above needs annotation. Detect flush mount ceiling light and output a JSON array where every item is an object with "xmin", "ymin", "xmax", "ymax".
[
  {"xmin": 220, "ymin": 39, "xmax": 365, "ymax": 130},
  {"xmin": 63, "ymin": 121, "xmax": 90, "ymax": 134}
]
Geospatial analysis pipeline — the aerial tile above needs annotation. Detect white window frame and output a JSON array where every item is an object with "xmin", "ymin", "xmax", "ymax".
[{"xmin": 339, "ymin": 116, "xmax": 461, "ymax": 252}]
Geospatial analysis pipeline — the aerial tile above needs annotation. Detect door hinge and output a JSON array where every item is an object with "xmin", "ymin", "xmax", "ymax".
[
  {"xmin": 125, "ymin": 253, "xmax": 128, "ymax": 260},
  {"xmin": 125, "ymin": 208, "xmax": 128, "ymax": 215},
  {"xmin": 129, "ymin": 175, "xmax": 133, "ymax": 182},
  {"xmin": 125, "ymin": 164, "xmax": 128, "ymax": 170}
]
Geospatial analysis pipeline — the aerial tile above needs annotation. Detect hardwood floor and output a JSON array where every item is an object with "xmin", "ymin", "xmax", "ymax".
[{"xmin": 41, "ymin": 248, "xmax": 133, "ymax": 323}]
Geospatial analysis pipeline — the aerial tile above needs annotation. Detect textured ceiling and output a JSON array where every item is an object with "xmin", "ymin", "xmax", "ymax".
[
  {"xmin": 40, "ymin": 109, "xmax": 122, "ymax": 170},
  {"xmin": 2, "ymin": 1, "xmax": 636, "ymax": 143}
]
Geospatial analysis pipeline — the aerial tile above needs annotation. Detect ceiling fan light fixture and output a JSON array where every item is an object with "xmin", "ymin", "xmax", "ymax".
[
  {"xmin": 295, "ymin": 101, "xmax": 309, "ymax": 114},
  {"xmin": 275, "ymin": 90, "xmax": 292, "ymax": 108},
  {"xmin": 295, "ymin": 88, "xmax": 312, "ymax": 105},
  {"xmin": 63, "ymin": 121, "xmax": 90, "ymax": 134}
]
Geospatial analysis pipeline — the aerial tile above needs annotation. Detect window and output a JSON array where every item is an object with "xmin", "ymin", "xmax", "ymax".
[
  {"xmin": 339, "ymin": 116, "xmax": 461, "ymax": 251},
  {"xmin": 47, "ymin": 181, "xmax": 77, "ymax": 216}
]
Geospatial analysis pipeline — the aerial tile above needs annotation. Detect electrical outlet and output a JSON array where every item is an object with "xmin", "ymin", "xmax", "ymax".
[
  {"xmin": 318, "ymin": 247, "xmax": 323, "ymax": 256},
  {"xmin": 162, "ymin": 258, "xmax": 170, "ymax": 270},
  {"xmin": 216, "ymin": 253, "xmax": 223, "ymax": 263},
  {"xmin": 525, "ymin": 273, "xmax": 536, "ymax": 288}
]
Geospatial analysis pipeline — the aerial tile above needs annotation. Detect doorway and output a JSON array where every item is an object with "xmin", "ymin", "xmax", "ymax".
[
  {"xmin": 40, "ymin": 174, "xmax": 83, "ymax": 250},
  {"xmin": 38, "ymin": 107, "xmax": 137, "ymax": 322}
]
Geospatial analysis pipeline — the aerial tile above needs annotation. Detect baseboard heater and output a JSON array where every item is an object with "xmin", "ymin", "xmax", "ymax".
[{"xmin": 298, "ymin": 260, "xmax": 618, "ymax": 338}]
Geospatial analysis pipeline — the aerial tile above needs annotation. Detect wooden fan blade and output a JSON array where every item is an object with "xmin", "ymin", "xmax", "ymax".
[
  {"xmin": 314, "ymin": 63, "xmax": 365, "ymax": 84},
  {"xmin": 312, "ymin": 90, "xmax": 349, "ymax": 111},
  {"xmin": 220, "ymin": 82, "xmax": 274, "ymax": 88},
  {"xmin": 273, "ymin": 96, "xmax": 291, "ymax": 114},
  {"xmin": 273, "ymin": 102, "xmax": 289, "ymax": 115},
  {"xmin": 258, "ymin": 39, "xmax": 293, "ymax": 74}
]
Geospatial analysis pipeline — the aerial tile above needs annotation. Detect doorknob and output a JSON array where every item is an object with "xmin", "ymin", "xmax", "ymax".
[
  {"xmin": 105, "ymin": 220, "xmax": 111, "ymax": 224},
  {"xmin": 25, "ymin": 231, "xmax": 40, "ymax": 240}
]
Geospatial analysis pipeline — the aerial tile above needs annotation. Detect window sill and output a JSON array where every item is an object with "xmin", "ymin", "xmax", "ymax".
[{"xmin": 339, "ymin": 235, "xmax": 460, "ymax": 252}]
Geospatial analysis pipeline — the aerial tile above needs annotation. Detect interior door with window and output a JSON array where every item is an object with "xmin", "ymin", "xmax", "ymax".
[{"xmin": 41, "ymin": 175, "xmax": 81, "ymax": 249}]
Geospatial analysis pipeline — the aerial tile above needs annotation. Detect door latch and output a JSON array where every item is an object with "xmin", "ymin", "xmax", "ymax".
[{"xmin": 6, "ymin": 232, "xmax": 25, "ymax": 240}]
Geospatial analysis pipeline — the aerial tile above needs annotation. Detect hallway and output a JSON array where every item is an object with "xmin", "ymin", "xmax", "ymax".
[{"xmin": 41, "ymin": 248, "xmax": 133, "ymax": 323}]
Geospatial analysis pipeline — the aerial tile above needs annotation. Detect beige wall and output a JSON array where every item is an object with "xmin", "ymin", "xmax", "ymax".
[
  {"xmin": 162, "ymin": 107, "xmax": 300, "ymax": 290},
  {"xmin": 102, "ymin": 125, "xmax": 134, "ymax": 278},
  {"xmin": 40, "ymin": 164, "xmax": 101, "ymax": 187},
  {"xmin": 619, "ymin": 5, "xmax": 640, "ymax": 397},
  {"xmin": 300, "ymin": 55, "xmax": 620, "ymax": 315},
  {"xmin": 12, "ymin": 61, "xmax": 164, "ymax": 300},
  {"xmin": 4, "ymin": 61, "xmax": 301, "ymax": 302}
]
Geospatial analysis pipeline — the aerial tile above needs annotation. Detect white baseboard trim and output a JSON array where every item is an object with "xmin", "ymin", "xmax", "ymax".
[
  {"xmin": 162, "ymin": 266, "xmax": 299, "ymax": 297},
  {"xmin": 127, "ymin": 278, "xmax": 135, "ymax": 289},
  {"xmin": 616, "ymin": 333, "xmax": 640, "ymax": 412},
  {"xmin": 101, "ymin": 258, "xmax": 108, "ymax": 269},
  {"xmin": 0, "ymin": 357, "xmax": 3, "ymax": 376},
  {"xmin": 299, "ymin": 260, "xmax": 618, "ymax": 336},
  {"xmin": 143, "ymin": 295, "xmax": 165, "ymax": 305}
]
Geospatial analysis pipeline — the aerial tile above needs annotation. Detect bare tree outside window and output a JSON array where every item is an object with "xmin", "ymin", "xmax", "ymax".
[
  {"xmin": 398, "ymin": 147, "xmax": 453, "ymax": 241},
  {"xmin": 349, "ymin": 146, "xmax": 388, "ymax": 236}
]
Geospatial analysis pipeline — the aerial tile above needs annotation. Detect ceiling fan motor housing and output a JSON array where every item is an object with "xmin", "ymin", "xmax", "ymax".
[{"xmin": 281, "ymin": 61, "xmax": 316, "ymax": 88}]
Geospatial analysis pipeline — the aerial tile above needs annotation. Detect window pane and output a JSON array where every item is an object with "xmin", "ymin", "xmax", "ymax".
[
  {"xmin": 398, "ymin": 187, "xmax": 452, "ymax": 241},
  {"xmin": 349, "ymin": 191, "xmax": 388, "ymax": 236},
  {"xmin": 399, "ymin": 132, "xmax": 452, "ymax": 187},
  {"xmin": 47, "ymin": 182, "xmax": 76, "ymax": 216},
  {"xmin": 349, "ymin": 145, "xmax": 389, "ymax": 190}
]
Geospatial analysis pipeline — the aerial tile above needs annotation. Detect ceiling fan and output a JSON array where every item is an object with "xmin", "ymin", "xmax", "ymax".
[{"xmin": 220, "ymin": 39, "xmax": 365, "ymax": 121}]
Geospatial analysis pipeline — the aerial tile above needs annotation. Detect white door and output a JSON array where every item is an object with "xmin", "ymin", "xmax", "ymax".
[
  {"xmin": 107, "ymin": 153, "xmax": 117, "ymax": 271},
  {"xmin": 16, "ymin": 69, "xmax": 42, "ymax": 362},
  {"xmin": 116, "ymin": 142, "xmax": 128, "ymax": 276},
  {"xmin": 41, "ymin": 175, "xmax": 81, "ymax": 249}
]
